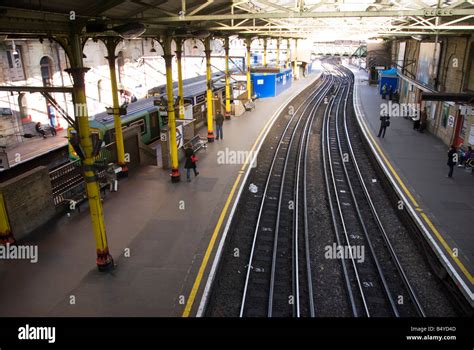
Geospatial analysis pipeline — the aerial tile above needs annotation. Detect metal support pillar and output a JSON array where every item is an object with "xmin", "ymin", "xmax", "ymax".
[
  {"xmin": 246, "ymin": 37, "xmax": 252, "ymax": 100},
  {"xmin": 103, "ymin": 37, "xmax": 127, "ymax": 173},
  {"xmin": 204, "ymin": 37, "xmax": 215, "ymax": 142},
  {"xmin": 294, "ymin": 38, "xmax": 299, "ymax": 80},
  {"xmin": 286, "ymin": 38, "xmax": 291, "ymax": 70},
  {"xmin": 263, "ymin": 38, "xmax": 267, "ymax": 67},
  {"xmin": 163, "ymin": 36, "xmax": 181, "ymax": 182},
  {"xmin": 276, "ymin": 38, "xmax": 280, "ymax": 67},
  {"xmin": 224, "ymin": 36, "xmax": 231, "ymax": 120},
  {"xmin": 175, "ymin": 37, "xmax": 185, "ymax": 120},
  {"xmin": 66, "ymin": 31, "xmax": 113, "ymax": 271}
]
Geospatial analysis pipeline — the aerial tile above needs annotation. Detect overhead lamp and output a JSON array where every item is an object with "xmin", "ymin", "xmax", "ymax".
[
  {"xmin": 113, "ymin": 22, "xmax": 146, "ymax": 39},
  {"xmin": 11, "ymin": 40, "xmax": 18, "ymax": 56},
  {"xmin": 411, "ymin": 35, "xmax": 423, "ymax": 41}
]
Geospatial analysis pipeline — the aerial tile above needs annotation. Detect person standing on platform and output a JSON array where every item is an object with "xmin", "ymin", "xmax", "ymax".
[
  {"xmin": 377, "ymin": 114, "xmax": 390, "ymax": 138},
  {"xmin": 215, "ymin": 112, "xmax": 225, "ymax": 141},
  {"xmin": 184, "ymin": 144, "xmax": 199, "ymax": 182},
  {"xmin": 381, "ymin": 83, "xmax": 388, "ymax": 99},
  {"xmin": 388, "ymin": 85, "xmax": 393, "ymax": 100},
  {"xmin": 447, "ymin": 145, "xmax": 457, "ymax": 178},
  {"xmin": 419, "ymin": 109, "xmax": 428, "ymax": 133}
]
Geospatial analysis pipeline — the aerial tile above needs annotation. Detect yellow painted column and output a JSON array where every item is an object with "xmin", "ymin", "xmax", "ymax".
[
  {"xmin": 67, "ymin": 32, "xmax": 113, "ymax": 271},
  {"xmin": 276, "ymin": 38, "xmax": 280, "ymax": 68},
  {"xmin": 286, "ymin": 38, "xmax": 291, "ymax": 70},
  {"xmin": 175, "ymin": 38, "xmax": 185, "ymax": 120},
  {"xmin": 0, "ymin": 193, "xmax": 14, "ymax": 245},
  {"xmin": 163, "ymin": 36, "xmax": 181, "ymax": 182},
  {"xmin": 246, "ymin": 37, "xmax": 252, "ymax": 100},
  {"xmin": 263, "ymin": 38, "xmax": 267, "ymax": 67},
  {"xmin": 294, "ymin": 38, "xmax": 299, "ymax": 80},
  {"xmin": 204, "ymin": 37, "xmax": 215, "ymax": 142},
  {"xmin": 104, "ymin": 38, "xmax": 127, "ymax": 172},
  {"xmin": 224, "ymin": 36, "xmax": 231, "ymax": 120}
]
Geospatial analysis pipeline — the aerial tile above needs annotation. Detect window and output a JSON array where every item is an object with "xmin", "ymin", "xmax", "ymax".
[
  {"xmin": 442, "ymin": 103, "xmax": 449, "ymax": 128},
  {"xmin": 5, "ymin": 48, "xmax": 25, "ymax": 81},
  {"xmin": 130, "ymin": 118, "xmax": 146, "ymax": 135}
]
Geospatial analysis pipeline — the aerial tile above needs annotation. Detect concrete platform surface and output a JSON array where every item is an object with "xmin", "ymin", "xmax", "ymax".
[
  {"xmin": 2, "ymin": 129, "xmax": 67, "ymax": 169},
  {"xmin": 350, "ymin": 66, "xmax": 474, "ymax": 303},
  {"xmin": 0, "ymin": 73, "xmax": 320, "ymax": 317}
]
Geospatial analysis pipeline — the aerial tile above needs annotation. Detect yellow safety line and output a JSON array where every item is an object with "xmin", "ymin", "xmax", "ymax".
[
  {"xmin": 421, "ymin": 212, "xmax": 474, "ymax": 284},
  {"xmin": 181, "ymin": 172, "xmax": 243, "ymax": 317},
  {"xmin": 356, "ymin": 93, "xmax": 474, "ymax": 285},
  {"xmin": 182, "ymin": 108, "xmax": 279, "ymax": 317}
]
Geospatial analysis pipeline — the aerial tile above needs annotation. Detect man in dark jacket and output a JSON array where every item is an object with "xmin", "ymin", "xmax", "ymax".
[
  {"xmin": 377, "ymin": 114, "xmax": 390, "ymax": 138},
  {"xmin": 215, "ymin": 112, "xmax": 224, "ymax": 140},
  {"xmin": 35, "ymin": 122, "xmax": 46, "ymax": 138},
  {"xmin": 447, "ymin": 145, "xmax": 457, "ymax": 178}
]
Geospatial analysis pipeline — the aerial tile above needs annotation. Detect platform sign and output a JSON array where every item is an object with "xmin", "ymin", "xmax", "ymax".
[
  {"xmin": 173, "ymin": 125, "xmax": 184, "ymax": 149},
  {"xmin": 448, "ymin": 115, "xmax": 455, "ymax": 128}
]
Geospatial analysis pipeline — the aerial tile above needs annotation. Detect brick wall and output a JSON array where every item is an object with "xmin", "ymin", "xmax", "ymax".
[{"xmin": 0, "ymin": 166, "xmax": 56, "ymax": 241}]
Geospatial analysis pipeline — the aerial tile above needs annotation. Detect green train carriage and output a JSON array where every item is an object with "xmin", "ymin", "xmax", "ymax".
[{"xmin": 68, "ymin": 97, "xmax": 166, "ymax": 160}]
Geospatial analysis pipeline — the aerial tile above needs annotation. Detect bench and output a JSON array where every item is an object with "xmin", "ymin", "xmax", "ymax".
[{"xmin": 183, "ymin": 135, "xmax": 208, "ymax": 154}]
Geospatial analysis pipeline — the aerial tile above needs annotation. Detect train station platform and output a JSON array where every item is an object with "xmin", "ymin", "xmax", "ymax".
[
  {"xmin": 0, "ymin": 71, "xmax": 321, "ymax": 317},
  {"xmin": 349, "ymin": 66, "xmax": 474, "ymax": 306},
  {"xmin": 1, "ymin": 130, "xmax": 67, "ymax": 169}
]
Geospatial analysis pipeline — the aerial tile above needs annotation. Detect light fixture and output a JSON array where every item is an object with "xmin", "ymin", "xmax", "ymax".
[
  {"xmin": 150, "ymin": 40, "xmax": 156, "ymax": 53},
  {"xmin": 113, "ymin": 22, "xmax": 146, "ymax": 39},
  {"xmin": 11, "ymin": 40, "xmax": 18, "ymax": 56}
]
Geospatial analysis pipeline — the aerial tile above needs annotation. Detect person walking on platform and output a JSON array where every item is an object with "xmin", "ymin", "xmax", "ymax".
[
  {"xmin": 184, "ymin": 144, "xmax": 199, "ymax": 182},
  {"xmin": 447, "ymin": 145, "xmax": 457, "ymax": 178},
  {"xmin": 215, "ymin": 112, "xmax": 224, "ymax": 140},
  {"xmin": 377, "ymin": 114, "xmax": 390, "ymax": 138},
  {"xmin": 388, "ymin": 85, "xmax": 393, "ymax": 100}
]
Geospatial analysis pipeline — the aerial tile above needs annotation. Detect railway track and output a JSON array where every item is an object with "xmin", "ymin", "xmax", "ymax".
[
  {"xmin": 321, "ymin": 64, "xmax": 425, "ymax": 317},
  {"xmin": 240, "ymin": 72, "xmax": 333, "ymax": 317},
  {"xmin": 206, "ymin": 62, "xmax": 461, "ymax": 318}
]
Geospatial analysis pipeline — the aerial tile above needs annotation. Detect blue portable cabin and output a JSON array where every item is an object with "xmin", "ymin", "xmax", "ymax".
[
  {"xmin": 379, "ymin": 68, "xmax": 399, "ymax": 94},
  {"xmin": 251, "ymin": 68, "xmax": 292, "ymax": 98}
]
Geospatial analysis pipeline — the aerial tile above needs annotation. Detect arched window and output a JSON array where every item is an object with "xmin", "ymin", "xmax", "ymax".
[{"xmin": 40, "ymin": 56, "xmax": 54, "ymax": 86}]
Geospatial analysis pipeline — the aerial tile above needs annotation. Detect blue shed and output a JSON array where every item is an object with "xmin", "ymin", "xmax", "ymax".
[
  {"xmin": 379, "ymin": 68, "xmax": 399, "ymax": 95},
  {"xmin": 252, "ymin": 68, "xmax": 292, "ymax": 98}
]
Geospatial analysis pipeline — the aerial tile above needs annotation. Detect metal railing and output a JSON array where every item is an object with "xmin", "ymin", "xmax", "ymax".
[{"xmin": 49, "ymin": 143, "xmax": 116, "ymax": 207}]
